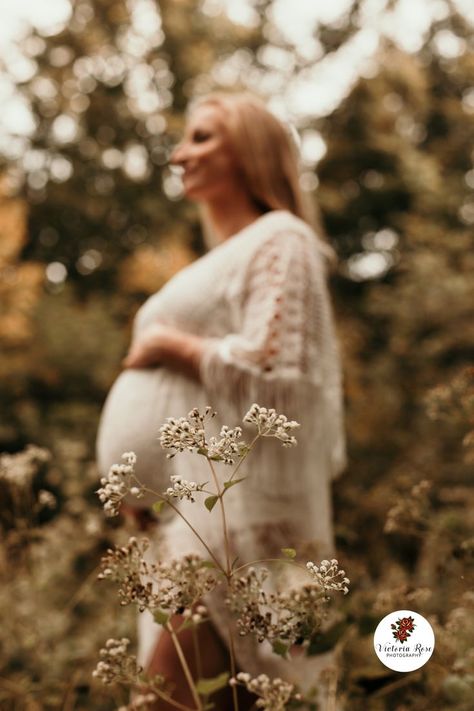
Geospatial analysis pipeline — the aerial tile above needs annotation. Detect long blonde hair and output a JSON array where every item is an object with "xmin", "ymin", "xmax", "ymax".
[{"xmin": 186, "ymin": 91, "xmax": 334, "ymax": 259}]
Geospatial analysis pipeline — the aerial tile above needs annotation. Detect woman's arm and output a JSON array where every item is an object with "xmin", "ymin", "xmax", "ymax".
[{"xmin": 122, "ymin": 323, "xmax": 205, "ymax": 381}]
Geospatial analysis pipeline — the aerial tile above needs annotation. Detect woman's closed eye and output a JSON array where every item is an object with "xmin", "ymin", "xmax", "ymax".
[{"xmin": 192, "ymin": 130, "xmax": 211, "ymax": 142}]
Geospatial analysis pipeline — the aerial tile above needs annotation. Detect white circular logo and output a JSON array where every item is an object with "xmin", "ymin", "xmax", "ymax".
[{"xmin": 373, "ymin": 610, "xmax": 435, "ymax": 672}]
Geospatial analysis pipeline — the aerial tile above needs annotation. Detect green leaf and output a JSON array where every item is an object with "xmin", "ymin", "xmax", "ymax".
[
  {"xmin": 153, "ymin": 500, "xmax": 167, "ymax": 514},
  {"xmin": 272, "ymin": 640, "xmax": 290, "ymax": 658},
  {"xmin": 200, "ymin": 560, "xmax": 216, "ymax": 569},
  {"xmin": 197, "ymin": 447, "xmax": 208, "ymax": 456},
  {"xmin": 205, "ymin": 495, "xmax": 219, "ymax": 512},
  {"xmin": 223, "ymin": 477, "xmax": 246, "ymax": 490},
  {"xmin": 281, "ymin": 548, "xmax": 296, "ymax": 558},
  {"xmin": 196, "ymin": 671, "xmax": 230, "ymax": 695},
  {"xmin": 153, "ymin": 609, "xmax": 169, "ymax": 625}
]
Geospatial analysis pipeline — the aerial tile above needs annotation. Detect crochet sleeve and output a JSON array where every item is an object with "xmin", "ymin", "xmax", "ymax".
[
  {"xmin": 199, "ymin": 229, "xmax": 347, "ymax": 482},
  {"xmin": 200, "ymin": 230, "xmax": 318, "ymax": 388}
]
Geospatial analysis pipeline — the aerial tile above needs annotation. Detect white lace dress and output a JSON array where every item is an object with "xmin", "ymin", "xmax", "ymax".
[{"xmin": 96, "ymin": 209, "xmax": 347, "ymax": 696}]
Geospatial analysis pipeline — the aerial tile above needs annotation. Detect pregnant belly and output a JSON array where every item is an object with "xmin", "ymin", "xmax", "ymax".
[{"xmin": 96, "ymin": 368, "xmax": 178, "ymax": 501}]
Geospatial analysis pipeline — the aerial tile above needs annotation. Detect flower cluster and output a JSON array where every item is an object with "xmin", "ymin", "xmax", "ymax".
[
  {"xmin": 207, "ymin": 425, "xmax": 248, "ymax": 464},
  {"xmin": 0, "ymin": 444, "xmax": 52, "ymax": 530},
  {"xmin": 306, "ymin": 559, "xmax": 350, "ymax": 597},
  {"xmin": 230, "ymin": 672, "xmax": 301, "ymax": 710},
  {"xmin": 164, "ymin": 474, "xmax": 204, "ymax": 502},
  {"xmin": 117, "ymin": 693, "xmax": 158, "ymax": 711},
  {"xmin": 182, "ymin": 603, "xmax": 208, "ymax": 625},
  {"xmin": 159, "ymin": 407, "xmax": 215, "ymax": 458},
  {"xmin": 99, "ymin": 537, "xmax": 218, "ymax": 616},
  {"xmin": 228, "ymin": 560, "xmax": 350, "ymax": 647},
  {"xmin": 98, "ymin": 537, "xmax": 160, "ymax": 612},
  {"xmin": 384, "ymin": 479, "xmax": 432, "ymax": 534},
  {"xmin": 151, "ymin": 555, "xmax": 219, "ymax": 615},
  {"xmin": 92, "ymin": 638, "xmax": 141, "ymax": 685},
  {"xmin": 96, "ymin": 452, "xmax": 144, "ymax": 517},
  {"xmin": 243, "ymin": 405, "xmax": 300, "ymax": 447},
  {"xmin": 227, "ymin": 567, "xmax": 270, "ymax": 643}
]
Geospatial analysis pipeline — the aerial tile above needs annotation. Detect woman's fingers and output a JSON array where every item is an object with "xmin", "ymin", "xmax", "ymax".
[
  {"xmin": 122, "ymin": 345, "xmax": 152, "ymax": 368},
  {"xmin": 122, "ymin": 335, "xmax": 163, "ymax": 368}
]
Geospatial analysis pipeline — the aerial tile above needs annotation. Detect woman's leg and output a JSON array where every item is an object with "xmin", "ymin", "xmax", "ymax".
[{"xmin": 145, "ymin": 611, "xmax": 256, "ymax": 710}]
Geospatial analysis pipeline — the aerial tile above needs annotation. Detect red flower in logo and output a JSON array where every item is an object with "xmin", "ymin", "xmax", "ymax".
[{"xmin": 391, "ymin": 615, "xmax": 416, "ymax": 643}]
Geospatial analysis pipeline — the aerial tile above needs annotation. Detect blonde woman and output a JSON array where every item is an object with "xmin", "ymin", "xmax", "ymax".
[{"xmin": 96, "ymin": 91, "xmax": 347, "ymax": 709}]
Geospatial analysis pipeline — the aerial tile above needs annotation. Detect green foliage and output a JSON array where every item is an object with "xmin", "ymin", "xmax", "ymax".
[
  {"xmin": 153, "ymin": 609, "xmax": 169, "ymax": 625},
  {"xmin": 152, "ymin": 500, "xmax": 167, "ymax": 514},
  {"xmin": 223, "ymin": 476, "xmax": 246, "ymax": 490},
  {"xmin": 205, "ymin": 494, "xmax": 219, "ymax": 512},
  {"xmin": 196, "ymin": 671, "xmax": 230, "ymax": 695},
  {"xmin": 272, "ymin": 640, "xmax": 290, "ymax": 658}
]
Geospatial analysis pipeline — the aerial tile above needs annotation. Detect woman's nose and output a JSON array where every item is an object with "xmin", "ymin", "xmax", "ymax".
[{"xmin": 169, "ymin": 142, "xmax": 188, "ymax": 166}]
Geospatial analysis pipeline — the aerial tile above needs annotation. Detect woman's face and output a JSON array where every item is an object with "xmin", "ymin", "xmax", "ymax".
[{"xmin": 169, "ymin": 104, "xmax": 241, "ymax": 201}]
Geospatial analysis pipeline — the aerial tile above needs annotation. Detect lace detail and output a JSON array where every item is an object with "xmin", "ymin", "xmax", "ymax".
[
  {"xmin": 199, "ymin": 226, "xmax": 346, "ymax": 481},
  {"xmin": 201, "ymin": 231, "xmax": 319, "ymax": 380}
]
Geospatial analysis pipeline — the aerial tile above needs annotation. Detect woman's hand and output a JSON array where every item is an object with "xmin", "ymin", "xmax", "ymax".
[
  {"xmin": 122, "ymin": 322, "xmax": 205, "ymax": 381},
  {"xmin": 122, "ymin": 324, "xmax": 169, "ymax": 369}
]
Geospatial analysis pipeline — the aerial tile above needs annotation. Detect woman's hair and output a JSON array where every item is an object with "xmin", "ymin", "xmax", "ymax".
[{"xmin": 186, "ymin": 91, "xmax": 334, "ymax": 259}]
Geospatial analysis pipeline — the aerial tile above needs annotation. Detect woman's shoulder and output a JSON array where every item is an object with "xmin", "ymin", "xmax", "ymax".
[
  {"xmin": 252, "ymin": 209, "xmax": 315, "ymax": 238},
  {"xmin": 248, "ymin": 209, "xmax": 333, "ymax": 262}
]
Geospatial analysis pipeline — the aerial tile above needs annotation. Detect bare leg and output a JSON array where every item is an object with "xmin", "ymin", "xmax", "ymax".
[{"xmin": 145, "ymin": 611, "xmax": 256, "ymax": 711}]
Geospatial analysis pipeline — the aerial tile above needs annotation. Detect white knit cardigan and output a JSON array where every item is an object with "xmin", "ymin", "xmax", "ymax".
[{"xmin": 96, "ymin": 209, "xmax": 347, "ymax": 693}]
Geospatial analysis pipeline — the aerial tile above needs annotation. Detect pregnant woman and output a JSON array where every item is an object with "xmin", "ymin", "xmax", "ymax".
[{"xmin": 96, "ymin": 91, "xmax": 347, "ymax": 709}]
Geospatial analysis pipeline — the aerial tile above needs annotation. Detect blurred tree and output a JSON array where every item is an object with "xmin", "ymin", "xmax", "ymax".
[
  {"xmin": 0, "ymin": 183, "xmax": 44, "ymax": 449},
  {"xmin": 312, "ymin": 16, "xmax": 474, "ymax": 574},
  {"xmin": 4, "ymin": 0, "xmax": 264, "ymax": 296}
]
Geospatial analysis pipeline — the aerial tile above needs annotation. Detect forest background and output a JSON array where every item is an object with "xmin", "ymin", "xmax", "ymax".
[{"xmin": 0, "ymin": 0, "xmax": 473, "ymax": 709}]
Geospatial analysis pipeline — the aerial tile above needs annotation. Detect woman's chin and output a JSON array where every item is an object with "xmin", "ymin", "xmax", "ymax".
[{"xmin": 183, "ymin": 185, "xmax": 209, "ymax": 202}]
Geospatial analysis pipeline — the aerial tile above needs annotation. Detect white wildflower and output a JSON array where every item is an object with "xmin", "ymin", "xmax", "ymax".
[
  {"xmin": 306, "ymin": 558, "xmax": 350, "ymax": 596},
  {"xmin": 227, "ymin": 566, "xmax": 328, "ymax": 645},
  {"xmin": 164, "ymin": 474, "xmax": 204, "ymax": 502},
  {"xmin": 159, "ymin": 406, "xmax": 215, "ymax": 458},
  {"xmin": 243, "ymin": 404, "xmax": 300, "ymax": 447},
  {"xmin": 92, "ymin": 638, "xmax": 141, "ymax": 684},
  {"xmin": 207, "ymin": 425, "xmax": 248, "ymax": 464},
  {"xmin": 117, "ymin": 693, "xmax": 158, "ymax": 710},
  {"xmin": 231, "ymin": 672, "xmax": 299, "ymax": 710},
  {"xmin": 96, "ymin": 451, "xmax": 144, "ymax": 517},
  {"xmin": 99, "ymin": 538, "xmax": 218, "ymax": 615}
]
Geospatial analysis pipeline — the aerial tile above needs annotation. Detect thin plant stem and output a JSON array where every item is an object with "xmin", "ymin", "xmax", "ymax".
[
  {"xmin": 226, "ymin": 435, "xmax": 260, "ymax": 485},
  {"xmin": 139, "ymin": 486, "xmax": 224, "ymax": 573},
  {"xmin": 166, "ymin": 621, "xmax": 202, "ymax": 711},
  {"xmin": 227, "ymin": 622, "xmax": 239, "ymax": 711},
  {"xmin": 61, "ymin": 668, "xmax": 81, "ymax": 711},
  {"xmin": 206, "ymin": 459, "xmax": 231, "ymax": 575},
  {"xmin": 325, "ymin": 665, "xmax": 338, "ymax": 711},
  {"xmin": 151, "ymin": 689, "xmax": 197, "ymax": 711},
  {"xmin": 62, "ymin": 562, "xmax": 102, "ymax": 613}
]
